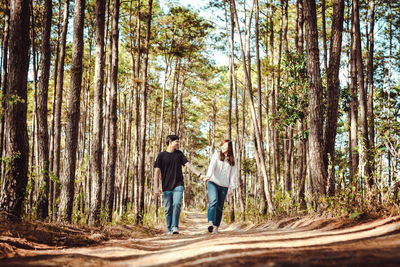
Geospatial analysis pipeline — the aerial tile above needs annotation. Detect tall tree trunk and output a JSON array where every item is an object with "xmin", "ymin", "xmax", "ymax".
[
  {"xmin": 227, "ymin": 1, "xmax": 233, "ymax": 140},
  {"xmin": 49, "ymin": 0, "xmax": 63, "ymax": 217},
  {"xmin": 349, "ymin": 1, "xmax": 359, "ymax": 182},
  {"xmin": 322, "ymin": 0, "xmax": 328, "ymax": 73},
  {"xmin": 0, "ymin": 0, "xmax": 30, "ymax": 219},
  {"xmin": 231, "ymin": 0, "xmax": 274, "ymax": 214},
  {"xmin": 29, "ymin": 0, "xmax": 39, "ymax": 210},
  {"xmin": 352, "ymin": 0, "xmax": 369, "ymax": 187},
  {"xmin": 269, "ymin": 4, "xmax": 280, "ymax": 188},
  {"xmin": 53, "ymin": 0, "xmax": 69, "ymax": 220},
  {"xmin": 367, "ymin": 0, "xmax": 375, "ymax": 188},
  {"xmin": 138, "ymin": 0, "xmax": 153, "ymax": 224},
  {"xmin": 295, "ymin": 0, "xmax": 307, "ymax": 209},
  {"xmin": 36, "ymin": 0, "xmax": 52, "ymax": 220},
  {"xmin": 324, "ymin": 0, "xmax": 345, "ymax": 195},
  {"xmin": 255, "ymin": 0, "xmax": 267, "ymax": 214},
  {"xmin": 0, "ymin": 0, "xmax": 10, "ymax": 184},
  {"xmin": 304, "ymin": 0, "xmax": 326, "ymax": 199},
  {"xmin": 58, "ymin": 0, "xmax": 85, "ymax": 223},
  {"xmin": 133, "ymin": 0, "xmax": 142, "ymax": 223},
  {"xmin": 105, "ymin": 0, "xmax": 120, "ymax": 222},
  {"xmin": 88, "ymin": 0, "xmax": 106, "ymax": 226},
  {"xmin": 386, "ymin": 1, "xmax": 393, "ymax": 187}
]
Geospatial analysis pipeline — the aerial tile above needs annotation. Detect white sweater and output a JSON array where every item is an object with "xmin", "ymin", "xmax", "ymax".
[{"xmin": 206, "ymin": 151, "xmax": 238, "ymax": 190}]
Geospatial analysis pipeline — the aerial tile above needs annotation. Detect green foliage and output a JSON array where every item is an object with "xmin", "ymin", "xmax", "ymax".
[
  {"xmin": 273, "ymin": 188, "xmax": 296, "ymax": 216},
  {"xmin": 1, "ymin": 152, "xmax": 21, "ymax": 174},
  {"xmin": 275, "ymin": 50, "xmax": 308, "ymax": 128},
  {"xmin": 154, "ymin": 5, "xmax": 214, "ymax": 58}
]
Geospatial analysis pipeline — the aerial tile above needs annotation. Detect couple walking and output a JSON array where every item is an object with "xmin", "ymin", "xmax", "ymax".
[{"xmin": 154, "ymin": 135, "xmax": 238, "ymax": 235}]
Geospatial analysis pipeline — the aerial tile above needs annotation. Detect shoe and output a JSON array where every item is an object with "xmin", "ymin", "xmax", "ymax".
[
  {"xmin": 208, "ymin": 221, "xmax": 214, "ymax": 233},
  {"xmin": 167, "ymin": 231, "xmax": 173, "ymax": 235},
  {"xmin": 212, "ymin": 227, "xmax": 218, "ymax": 234},
  {"xmin": 172, "ymin": 227, "xmax": 179, "ymax": 234}
]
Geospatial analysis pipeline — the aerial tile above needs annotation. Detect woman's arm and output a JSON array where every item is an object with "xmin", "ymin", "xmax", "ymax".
[
  {"xmin": 206, "ymin": 151, "xmax": 218, "ymax": 178},
  {"xmin": 229, "ymin": 163, "xmax": 238, "ymax": 190}
]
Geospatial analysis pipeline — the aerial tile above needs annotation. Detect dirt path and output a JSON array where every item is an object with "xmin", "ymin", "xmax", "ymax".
[{"xmin": 2, "ymin": 212, "xmax": 400, "ymax": 266}]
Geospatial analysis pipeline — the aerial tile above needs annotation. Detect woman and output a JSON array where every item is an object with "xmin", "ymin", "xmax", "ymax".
[{"xmin": 204, "ymin": 140, "xmax": 238, "ymax": 234}]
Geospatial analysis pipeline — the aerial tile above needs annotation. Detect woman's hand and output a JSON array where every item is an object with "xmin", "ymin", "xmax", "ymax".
[{"xmin": 201, "ymin": 175, "xmax": 210, "ymax": 182}]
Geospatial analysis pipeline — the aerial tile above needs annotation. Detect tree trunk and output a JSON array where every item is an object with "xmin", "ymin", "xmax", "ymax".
[
  {"xmin": 58, "ymin": 0, "xmax": 85, "ymax": 223},
  {"xmin": 349, "ymin": 2, "xmax": 359, "ymax": 182},
  {"xmin": 105, "ymin": 0, "xmax": 120, "ymax": 223},
  {"xmin": 352, "ymin": 0, "xmax": 370, "ymax": 187},
  {"xmin": 0, "ymin": 0, "xmax": 10, "ymax": 184},
  {"xmin": 36, "ymin": 0, "xmax": 52, "ymax": 220},
  {"xmin": 231, "ymin": 0, "xmax": 274, "ymax": 214},
  {"xmin": 324, "ymin": 0, "xmax": 345, "ymax": 195},
  {"xmin": 138, "ymin": 0, "xmax": 153, "ymax": 224},
  {"xmin": 29, "ymin": 0, "xmax": 39, "ymax": 211},
  {"xmin": 88, "ymin": 0, "xmax": 106, "ymax": 226},
  {"xmin": 304, "ymin": 0, "xmax": 326, "ymax": 199},
  {"xmin": 367, "ymin": 0, "xmax": 375, "ymax": 188},
  {"xmin": 0, "ymin": 0, "xmax": 30, "ymax": 219},
  {"xmin": 52, "ymin": 0, "xmax": 69, "ymax": 220},
  {"xmin": 322, "ymin": 0, "xmax": 328, "ymax": 73},
  {"xmin": 255, "ymin": 0, "xmax": 267, "ymax": 214},
  {"xmin": 49, "ymin": 0, "xmax": 63, "ymax": 218}
]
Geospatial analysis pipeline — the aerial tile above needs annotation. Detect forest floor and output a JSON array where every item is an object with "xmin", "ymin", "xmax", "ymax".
[{"xmin": 1, "ymin": 211, "xmax": 400, "ymax": 266}]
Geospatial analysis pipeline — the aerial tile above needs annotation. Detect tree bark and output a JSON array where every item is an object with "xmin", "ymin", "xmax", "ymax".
[
  {"xmin": 137, "ymin": 0, "xmax": 153, "ymax": 224},
  {"xmin": 0, "ymin": 0, "xmax": 10, "ymax": 184},
  {"xmin": 36, "ymin": 0, "xmax": 52, "ymax": 220},
  {"xmin": 255, "ymin": 0, "xmax": 267, "ymax": 214},
  {"xmin": 0, "ymin": 0, "xmax": 30, "ymax": 219},
  {"xmin": 324, "ymin": 0, "xmax": 345, "ymax": 195},
  {"xmin": 352, "ymin": 0, "xmax": 370, "ymax": 186},
  {"xmin": 52, "ymin": 0, "xmax": 69, "ymax": 220},
  {"xmin": 49, "ymin": 0, "xmax": 63, "ymax": 217},
  {"xmin": 367, "ymin": 0, "xmax": 375, "ymax": 187},
  {"xmin": 105, "ymin": 0, "xmax": 120, "ymax": 223},
  {"xmin": 231, "ymin": 0, "xmax": 274, "ymax": 214},
  {"xmin": 322, "ymin": 0, "xmax": 328, "ymax": 73},
  {"xmin": 304, "ymin": 0, "xmax": 327, "ymax": 198},
  {"xmin": 349, "ymin": 1, "xmax": 359, "ymax": 182},
  {"xmin": 88, "ymin": 0, "xmax": 106, "ymax": 226},
  {"xmin": 58, "ymin": 0, "xmax": 85, "ymax": 223}
]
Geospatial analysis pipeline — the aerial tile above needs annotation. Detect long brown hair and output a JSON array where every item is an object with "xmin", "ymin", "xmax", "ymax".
[{"xmin": 219, "ymin": 140, "xmax": 235, "ymax": 166}]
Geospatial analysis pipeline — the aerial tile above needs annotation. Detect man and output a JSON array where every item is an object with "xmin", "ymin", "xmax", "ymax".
[{"xmin": 154, "ymin": 135, "xmax": 206, "ymax": 235}]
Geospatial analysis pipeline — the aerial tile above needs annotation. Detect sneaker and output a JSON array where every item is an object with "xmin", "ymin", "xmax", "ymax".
[
  {"xmin": 212, "ymin": 227, "xmax": 219, "ymax": 234},
  {"xmin": 167, "ymin": 231, "xmax": 173, "ymax": 235},
  {"xmin": 172, "ymin": 227, "xmax": 179, "ymax": 234},
  {"xmin": 208, "ymin": 221, "xmax": 214, "ymax": 233}
]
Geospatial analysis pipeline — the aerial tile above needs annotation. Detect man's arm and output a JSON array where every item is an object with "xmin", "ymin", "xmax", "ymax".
[{"xmin": 154, "ymin": 168, "xmax": 161, "ymax": 195}]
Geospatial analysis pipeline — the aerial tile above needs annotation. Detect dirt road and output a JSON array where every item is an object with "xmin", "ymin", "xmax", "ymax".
[{"xmin": 2, "ymin": 212, "xmax": 400, "ymax": 266}]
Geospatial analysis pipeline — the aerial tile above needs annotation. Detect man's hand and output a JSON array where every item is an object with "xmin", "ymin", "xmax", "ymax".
[
  {"xmin": 201, "ymin": 175, "xmax": 210, "ymax": 182},
  {"xmin": 154, "ymin": 187, "xmax": 162, "ymax": 196}
]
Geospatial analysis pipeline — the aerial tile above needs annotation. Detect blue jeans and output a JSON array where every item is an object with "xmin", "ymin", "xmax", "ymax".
[
  {"xmin": 162, "ymin": 185, "xmax": 184, "ymax": 232},
  {"xmin": 207, "ymin": 181, "xmax": 228, "ymax": 227}
]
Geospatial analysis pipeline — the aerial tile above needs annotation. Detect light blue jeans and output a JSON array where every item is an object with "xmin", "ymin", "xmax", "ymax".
[
  {"xmin": 162, "ymin": 185, "xmax": 184, "ymax": 232},
  {"xmin": 207, "ymin": 181, "xmax": 228, "ymax": 227}
]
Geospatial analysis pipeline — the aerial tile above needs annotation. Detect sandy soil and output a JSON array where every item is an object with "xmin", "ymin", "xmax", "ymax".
[{"xmin": 1, "ymin": 211, "xmax": 400, "ymax": 266}]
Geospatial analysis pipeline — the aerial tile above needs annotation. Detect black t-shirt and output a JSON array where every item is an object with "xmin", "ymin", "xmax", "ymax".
[{"xmin": 154, "ymin": 150, "xmax": 189, "ymax": 191}]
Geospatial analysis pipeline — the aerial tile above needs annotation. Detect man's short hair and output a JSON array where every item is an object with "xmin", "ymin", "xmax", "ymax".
[{"xmin": 166, "ymin": 135, "xmax": 179, "ymax": 145}]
